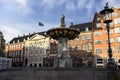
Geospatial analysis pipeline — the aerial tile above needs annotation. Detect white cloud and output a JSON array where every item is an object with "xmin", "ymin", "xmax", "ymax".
[
  {"xmin": 16, "ymin": 0, "xmax": 27, "ymax": 6},
  {"xmin": 77, "ymin": 0, "xmax": 87, "ymax": 10},
  {"xmin": 65, "ymin": 1, "xmax": 76, "ymax": 10},
  {"xmin": 40, "ymin": 0, "xmax": 55, "ymax": 10},
  {"xmin": 0, "ymin": 0, "xmax": 32, "ymax": 15},
  {"xmin": 39, "ymin": 0, "xmax": 68, "ymax": 11},
  {"xmin": 0, "ymin": 25, "xmax": 22, "ymax": 43},
  {"xmin": 15, "ymin": 0, "xmax": 32, "ymax": 15},
  {"xmin": 85, "ymin": 0, "xmax": 95, "ymax": 14}
]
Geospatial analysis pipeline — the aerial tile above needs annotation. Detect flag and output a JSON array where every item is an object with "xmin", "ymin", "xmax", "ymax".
[{"xmin": 38, "ymin": 22, "xmax": 44, "ymax": 26}]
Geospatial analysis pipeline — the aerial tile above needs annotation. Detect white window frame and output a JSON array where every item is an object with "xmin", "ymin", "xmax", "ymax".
[
  {"xmin": 96, "ymin": 58, "xmax": 104, "ymax": 67},
  {"xmin": 95, "ymin": 40, "xmax": 102, "ymax": 44},
  {"xmin": 117, "ymin": 46, "xmax": 120, "ymax": 53},
  {"xmin": 81, "ymin": 35, "xmax": 85, "ymax": 40},
  {"xmin": 114, "ymin": 18, "xmax": 120, "ymax": 24},
  {"xmin": 116, "ymin": 37, "xmax": 120, "ymax": 42},
  {"xmin": 96, "ymin": 48, "xmax": 102, "ymax": 53},
  {"xmin": 87, "ymin": 34, "xmax": 91, "ymax": 40},
  {"xmin": 82, "ymin": 45, "xmax": 86, "ymax": 50},
  {"xmin": 94, "ymin": 32, "xmax": 102, "ymax": 36},
  {"xmin": 107, "ymin": 47, "xmax": 115, "ymax": 53},
  {"xmin": 106, "ymin": 39, "xmax": 114, "ymax": 43},
  {"xmin": 96, "ymin": 23, "xmax": 101, "ymax": 28},
  {"xmin": 105, "ymin": 30, "xmax": 114, "ymax": 34},
  {"xmin": 115, "ymin": 27, "xmax": 120, "ymax": 33}
]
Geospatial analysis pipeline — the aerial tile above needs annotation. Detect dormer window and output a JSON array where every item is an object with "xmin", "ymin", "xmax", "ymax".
[
  {"xmin": 18, "ymin": 40, "xmax": 19, "ymax": 43},
  {"xmin": 24, "ymin": 39, "xmax": 26, "ymax": 42},
  {"xmin": 97, "ymin": 17, "xmax": 101, "ymax": 21},
  {"xmin": 13, "ymin": 41, "xmax": 15, "ymax": 43},
  {"xmin": 27, "ymin": 37, "xmax": 29, "ymax": 40},
  {"xmin": 85, "ymin": 27, "xmax": 89, "ymax": 31}
]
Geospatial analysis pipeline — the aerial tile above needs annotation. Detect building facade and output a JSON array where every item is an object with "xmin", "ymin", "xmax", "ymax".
[
  {"xmin": 68, "ymin": 22, "xmax": 93, "ymax": 67},
  {"xmin": 0, "ymin": 31, "xmax": 5, "ymax": 57},
  {"xmin": 93, "ymin": 7, "xmax": 120, "ymax": 68},
  {"xmin": 5, "ymin": 33, "xmax": 36, "ymax": 67},
  {"xmin": 24, "ymin": 33, "xmax": 50, "ymax": 67}
]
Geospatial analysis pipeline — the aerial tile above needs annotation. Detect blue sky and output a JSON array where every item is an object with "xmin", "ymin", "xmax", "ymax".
[{"xmin": 0, "ymin": 0, "xmax": 120, "ymax": 42}]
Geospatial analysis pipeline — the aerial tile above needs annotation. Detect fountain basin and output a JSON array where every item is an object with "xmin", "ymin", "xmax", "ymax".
[{"xmin": 47, "ymin": 28, "xmax": 80, "ymax": 40}]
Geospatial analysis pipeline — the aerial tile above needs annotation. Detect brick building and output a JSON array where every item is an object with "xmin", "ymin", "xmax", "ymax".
[
  {"xmin": 68, "ymin": 22, "xmax": 93, "ymax": 67},
  {"xmin": 93, "ymin": 7, "xmax": 120, "ymax": 68}
]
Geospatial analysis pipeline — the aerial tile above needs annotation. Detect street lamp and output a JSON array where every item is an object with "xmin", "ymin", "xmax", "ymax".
[{"xmin": 100, "ymin": 3, "xmax": 118, "ymax": 80}]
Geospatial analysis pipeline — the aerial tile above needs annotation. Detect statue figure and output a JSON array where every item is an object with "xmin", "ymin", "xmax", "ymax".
[
  {"xmin": 60, "ymin": 14, "xmax": 66, "ymax": 28},
  {"xmin": 105, "ymin": 2, "xmax": 109, "ymax": 9}
]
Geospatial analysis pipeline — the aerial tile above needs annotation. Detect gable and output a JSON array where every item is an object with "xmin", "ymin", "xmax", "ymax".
[{"xmin": 29, "ymin": 34, "xmax": 45, "ymax": 41}]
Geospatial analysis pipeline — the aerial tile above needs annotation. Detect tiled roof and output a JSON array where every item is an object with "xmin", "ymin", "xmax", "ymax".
[
  {"xmin": 70, "ymin": 22, "xmax": 93, "ymax": 32},
  {"xmin": 9, "ymin": 31, "xmax": 47, "ymax": 44}
]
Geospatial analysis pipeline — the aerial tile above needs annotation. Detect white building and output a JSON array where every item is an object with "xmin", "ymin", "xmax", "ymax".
[{"xmin": 24, "ymin": 33, "xmax": 50, "ymax": 67}]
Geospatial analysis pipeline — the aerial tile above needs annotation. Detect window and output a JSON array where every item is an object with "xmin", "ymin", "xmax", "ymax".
[
  {"xmin": 76, "ymin": 45, "xmax": 80, "ymax": 51},
  {"xmin": 112, "ymin": 12, "xmax": 118, "ymax": 17},
  {"xmin": 27, "ymin": 37, "xmax": 29, "ymax": 40},
  {"xmin": 114, "ymin": 18, "xmax": 120, "ymax": 24},
  {"xmin": 71, "ymin": 46, "xmax": 75, "ymax": 51},
  {"xmin": 81, "ymin": 35, "xmax": 85, "ymax": 40},
  {"xmin": 96, "ymin": 48, "xmax": 102, "ymax": 53},
  {"xmin": 94, "ymin": 32, "xmax": 102, "ymax": 36},
  {"xmin": 115, "ymin": 27, "xmax": 120, "ymax": 33},
  {"xmin": 96, "ymin": 58, "xmax": 104, "ymax": 64},
  {"xmin": 117, "ymin": 46, "xmax": 120, "ymax": 53},
  {"xmin": 104, "ymin": 22, "xmax": 113, "ymax": 28},
  {"xmin": 82, "ymin": 45, "xmax": 85, "ymax": 50},
  {"xmin": 24, "ymin": 39, "xmax": 26, "ymax": 42},
  {"xmin": 107, "ymin": 47, "xmax": 115, "ymax": 53},
  {"xmin": 97, "ymin": 17, "xmax": 101, "ymax": 21},
  {"xmin": 13, "ymin": 41, "xmax": 15, "ymax": 43},
  {"xmin": 116, "ymin": 37, "xmax": 120, "ymax": 42},
  {"xmin": 106, "ymin": 39, "xmax": 114, "ymax": 43},
  {"xmin": 87, "ymin": 34, "xmax": 91, "ymax": 39},
  {"xmin": 96, "ymin": 23, "xmax": 101, "ymax": 28},
  {"xmin": 105, "ymin": 30, "xmax": 113, "ymax": 34},
  {"xmin": 40, "ymin": 49, "xmax": 42, "ymax": 54},
  {"xmin": 18, "ymin": 40, "xmax": 19, "ymax": 43},
  {"xmin": 87, "ymin": 43, "xmax": 92, "ymax": 50},
  {"xmin": 95, "ymin": 40, "xmax": 102, "ymax": 44},
  {"xmin": 85, "ymin": 27, "xmax": 89, "ymax": 31},
  {"xmin": 107, "ymin": 58, "xmax": 115, "ymax": 63}
]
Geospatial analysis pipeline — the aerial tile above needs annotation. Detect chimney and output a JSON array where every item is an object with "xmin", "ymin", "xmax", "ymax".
[
  {"xmin": 70, "ymin": 22, "xmax": 73, "ymax": 26},
  {"xmin": 23, "ymin": 34, "xmax": 25, "ymax": 36},
  {"xmin": 18, "ymin": 35, "xmax": 20, "ymax": 37}
]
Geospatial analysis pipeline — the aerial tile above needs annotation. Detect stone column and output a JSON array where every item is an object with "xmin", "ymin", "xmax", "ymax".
[{"xmin": 54, "ymin": 37, "xmax": 72, "ymax": 67}]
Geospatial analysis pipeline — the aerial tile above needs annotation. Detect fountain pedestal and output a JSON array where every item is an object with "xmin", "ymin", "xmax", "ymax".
[{"xmin": 54, "ymin": 38, "xmax": 72, "ymax": 67}]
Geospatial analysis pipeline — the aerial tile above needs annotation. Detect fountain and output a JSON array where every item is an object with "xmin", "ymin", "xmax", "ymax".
[{"xmin": 47, "ymin": 15, "xmax": 80, "ymax": 67}]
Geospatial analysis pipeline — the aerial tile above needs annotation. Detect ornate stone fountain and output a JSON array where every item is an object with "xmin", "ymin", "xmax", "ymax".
[{"xmin": 47, "ymin": 15, "xmax": 80, "ymax": 67}]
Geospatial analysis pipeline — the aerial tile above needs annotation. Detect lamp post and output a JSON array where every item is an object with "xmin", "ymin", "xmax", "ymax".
[{"xmin": 100, "ymin": 3, "xmax": 118, "ymax": 80}]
